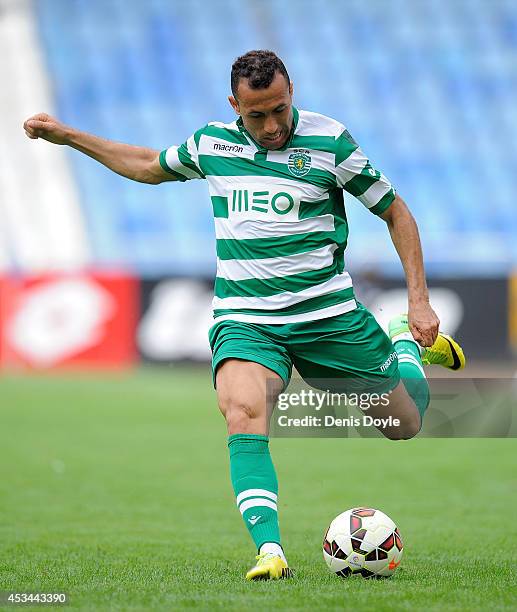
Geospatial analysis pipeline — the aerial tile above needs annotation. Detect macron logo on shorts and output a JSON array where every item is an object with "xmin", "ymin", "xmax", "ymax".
[{"xmin": 380, "ymin": 351, "xmax": 398, "ymax": 372}]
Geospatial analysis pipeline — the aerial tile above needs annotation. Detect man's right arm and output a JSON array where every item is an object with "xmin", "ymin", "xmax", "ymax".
[{"xmin": 23, "ymin": 113, "xmax": 176, "ymax": 185}]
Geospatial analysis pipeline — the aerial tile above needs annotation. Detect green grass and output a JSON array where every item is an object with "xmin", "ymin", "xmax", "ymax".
[{"xmin": 0, "ymin": 368, "xmax": 516, "ymax": 611}]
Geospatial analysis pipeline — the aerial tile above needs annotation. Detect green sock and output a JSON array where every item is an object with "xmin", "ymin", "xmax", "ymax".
[
  {"xmin": 394, "ymin": 339, "xmax": 430, "ymax": 422},
  {"xmin": 228, "ymin": 434, "xmax": 280, "ymax": 551}
]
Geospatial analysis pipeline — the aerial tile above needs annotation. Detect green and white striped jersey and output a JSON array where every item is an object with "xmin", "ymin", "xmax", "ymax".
[{"xmin": 160, "ymin": 107, "xmax": 395, "ymax": 324}]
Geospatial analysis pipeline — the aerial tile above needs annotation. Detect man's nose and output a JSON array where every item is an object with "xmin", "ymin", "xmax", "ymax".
[{"xmin": 263, "ymin": 115, "xmax": 279, "ymax": 135}]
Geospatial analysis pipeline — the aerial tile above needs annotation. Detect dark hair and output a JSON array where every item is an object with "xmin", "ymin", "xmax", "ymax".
[{"xmin": 231, "ymin": 50, "xmax": 290, "ymax": 97}]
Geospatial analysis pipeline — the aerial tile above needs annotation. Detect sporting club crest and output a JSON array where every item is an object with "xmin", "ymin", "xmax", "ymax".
[{"xmin": 288, "ymin": 150, "xmax": 312, "ymax": 177}]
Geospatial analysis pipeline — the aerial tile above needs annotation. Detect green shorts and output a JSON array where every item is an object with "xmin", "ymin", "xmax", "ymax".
[{"xmin": 208, "ymin": 303, "xmax": 400, "ymax": 394}]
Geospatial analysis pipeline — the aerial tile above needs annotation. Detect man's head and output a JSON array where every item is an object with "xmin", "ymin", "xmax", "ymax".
[{"xmin": 229, "ymin": 50, "xmax": 294, "ymax": 150}]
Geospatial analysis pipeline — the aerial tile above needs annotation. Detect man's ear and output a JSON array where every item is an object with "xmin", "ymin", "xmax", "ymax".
[
  {"xmin": 289, "ymin": 81, "xmax": 294, "ymax": 98},
  {"xmin": 228, "ymin": 95, "xmax": 240, "ymax": 115}
]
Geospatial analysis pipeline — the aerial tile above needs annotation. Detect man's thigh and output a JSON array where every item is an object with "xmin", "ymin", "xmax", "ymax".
[
  {"xmin": 209, "ymin": 319, "xmax": 292, "ymax": 434},
  {"xmin": 209, "ymin": 319, "xmax": 293, "ymax": 389},
  {"xmin": 289, "ymin": 303, "xmax": 400, "ymax": 394}
]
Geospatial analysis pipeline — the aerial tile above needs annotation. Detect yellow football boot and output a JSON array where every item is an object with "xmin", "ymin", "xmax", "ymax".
[
  {"xmin": 389, "ymin": 314, "xmax": 465, "ymax": 371},
  {"xmin": 245, "ymin": 553, "xmax": 293, "ymax": 581},
  {"xmin": 421, "ymin": 333, "xmax": 466, "ymax": 370}
]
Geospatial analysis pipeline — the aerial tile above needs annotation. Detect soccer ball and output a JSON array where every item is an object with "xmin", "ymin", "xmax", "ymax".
[{"xmin": 323, "ymin": 507, "xmax": 403, "ymax": 578}]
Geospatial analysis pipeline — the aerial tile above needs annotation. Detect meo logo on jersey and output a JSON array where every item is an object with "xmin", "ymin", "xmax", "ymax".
[
  {"xmin": 288, "ymin": 149, "xmax": 311, "ymax": 177},
  {"xmin": 231, "ymin": 188, "xmax": 296, "ymax": 217}
]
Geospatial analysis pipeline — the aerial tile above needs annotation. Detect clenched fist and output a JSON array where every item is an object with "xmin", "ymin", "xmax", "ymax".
[
  {"xmin": 408, "ymin": 301, "xmax": 440, "ymax": 347},
  {"xmin": 23, "ymin": 113, "xmax": 71, "ymax": 145}
]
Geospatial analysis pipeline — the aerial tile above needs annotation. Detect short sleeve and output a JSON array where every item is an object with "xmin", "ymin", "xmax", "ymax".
[
  {"xmin": 334, "ymin": 128, "xmax": 396, "ymax": 215},
  {"xmin": 159, "ymin": 132, "xmax": 205, "ymax": 182}
]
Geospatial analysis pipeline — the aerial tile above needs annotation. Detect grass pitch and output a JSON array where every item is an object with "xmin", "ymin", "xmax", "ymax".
[{"xmin": 1, "ymin": 368, "xmax": 516, "ymax": 611}]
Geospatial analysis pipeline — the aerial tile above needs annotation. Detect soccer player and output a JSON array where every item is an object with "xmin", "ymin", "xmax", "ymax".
[{"xmin": 24, "ymin": 50, "xmax": 465, "ymax": 581}]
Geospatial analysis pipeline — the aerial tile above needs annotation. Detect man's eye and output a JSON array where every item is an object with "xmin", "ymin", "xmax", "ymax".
[{"xmin": 275, "ymin": 108, "xmax": 285, "ymax": 113}]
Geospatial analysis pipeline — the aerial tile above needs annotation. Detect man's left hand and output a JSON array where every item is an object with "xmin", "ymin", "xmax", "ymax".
[{"xmin": 408, "ymin": 302, "xmax": 440, "ymax": 347}]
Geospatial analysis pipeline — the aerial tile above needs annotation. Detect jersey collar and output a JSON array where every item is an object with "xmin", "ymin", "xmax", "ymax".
[{"xmin": 236, "ymin": 106, "xmax": 299, "ymax": 152}]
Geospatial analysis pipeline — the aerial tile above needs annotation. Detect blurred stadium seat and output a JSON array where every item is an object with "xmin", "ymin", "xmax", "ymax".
[{"xmin": 32, "ymin": 0, "xmax": 517, "ymax": 276}]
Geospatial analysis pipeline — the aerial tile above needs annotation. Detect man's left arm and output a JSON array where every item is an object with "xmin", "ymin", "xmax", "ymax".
[
  {"xmin": 379, "ymin": 195, "xmax": 439, "ymax": 347},
  {"xmin": 333, "ymin": 127, "xmax": 439, "ymax": 346}
]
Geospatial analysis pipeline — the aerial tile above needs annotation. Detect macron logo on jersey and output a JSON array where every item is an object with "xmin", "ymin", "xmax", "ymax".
[{"xmin": 214, "ymin": 143, "xmax": 244, "ymax": 153}]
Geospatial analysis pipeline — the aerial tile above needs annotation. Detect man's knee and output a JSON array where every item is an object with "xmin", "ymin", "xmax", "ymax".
[
  {"xmin": 380, "ymin": 382, "xmax": 422, "ymax": 440},
  {"xmin": 219, "ymin": 393, "xmax": 260, "ymax": 431},
  {"xmin": 384, "ymin": 411, "xmax": 421, "ymax": 440},
  {"xmin": 215, "ymin": 359, "xmax": 282, "ymax": 434}
]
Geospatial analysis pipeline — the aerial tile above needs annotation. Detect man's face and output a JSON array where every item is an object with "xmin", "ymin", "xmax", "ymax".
[{"xmin": 229, "ymin": 72, "xmax": 294, "ymax": 150}]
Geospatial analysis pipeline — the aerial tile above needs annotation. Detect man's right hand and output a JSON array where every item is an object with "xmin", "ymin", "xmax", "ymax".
[
  {"xmin": 23, "ymin": 113, "xmax": 71, "ymax": 145},
  {"xmin": 22, "ymin": 113, "xmax": 170, "ymax": 184}
]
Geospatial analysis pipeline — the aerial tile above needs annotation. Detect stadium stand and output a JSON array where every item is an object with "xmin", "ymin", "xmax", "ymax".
[
  {"xmin": 33, "ymin": 0, "xmax": 517, "ymax": 276},
  {"xmin": 0, "ymin": 0, "xmax": 90, "ymax": 272}
]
